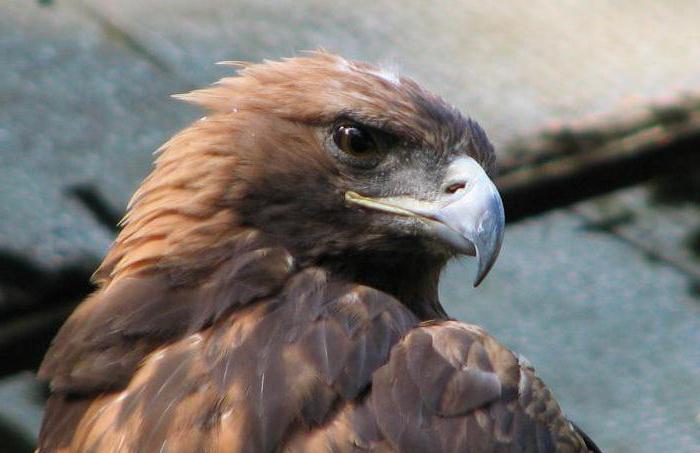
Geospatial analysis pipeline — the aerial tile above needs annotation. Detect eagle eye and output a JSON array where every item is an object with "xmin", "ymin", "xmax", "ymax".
[{"xmin": 332, "ymin": 124, "xmax": 378, "ymax": 157}]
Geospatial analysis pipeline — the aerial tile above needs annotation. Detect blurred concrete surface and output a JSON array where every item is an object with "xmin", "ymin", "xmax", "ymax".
[
  {"xmin": 0, "ymin": 373, "xmax": 44, "ymax": 452},
  {"xmin": 1, "ymin": 1, "xmax": 699, "ymax": 452}
]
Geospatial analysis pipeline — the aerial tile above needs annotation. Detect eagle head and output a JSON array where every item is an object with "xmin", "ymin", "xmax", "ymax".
[{"xmin": 99, "ymin": 52, "xmax": 503, "ymax": 316}]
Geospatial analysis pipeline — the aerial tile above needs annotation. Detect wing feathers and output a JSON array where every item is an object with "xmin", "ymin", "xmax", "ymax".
[
  {"xmin": 39, "ymin": 272, "xmax": 597, "ymax": 453},
  {"xmin": 38, "ymin": 269, "xmax": 418, "ymax": 452},
  {"xmin": 368, "ymin": 320, "xmax": 593, "ymax": 453},
  {"xmin": 38, "ymin": 241, "xmax": 293, "ymax": 395}
]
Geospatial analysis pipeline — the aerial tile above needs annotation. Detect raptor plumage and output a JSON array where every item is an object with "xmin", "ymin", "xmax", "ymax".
[{"xmin": 38, "ymin": 52, "xmax": 599, "ymax": 452}]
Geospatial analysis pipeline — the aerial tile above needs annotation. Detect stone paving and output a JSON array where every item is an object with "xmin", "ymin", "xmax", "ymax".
[{"xmin": 1, "ymin": 1, "xmax": 699, "ymax": 451}]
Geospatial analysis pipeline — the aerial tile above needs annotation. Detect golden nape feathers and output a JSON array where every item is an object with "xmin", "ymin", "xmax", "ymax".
[{"xmin": 38, "ymin": 52, "xmax": 598, "ymax": 453}]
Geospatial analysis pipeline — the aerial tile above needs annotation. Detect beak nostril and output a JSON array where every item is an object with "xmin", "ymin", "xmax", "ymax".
[{"xmin": 445, "ymin": 182, "xmax": 466, "ymax": 194}]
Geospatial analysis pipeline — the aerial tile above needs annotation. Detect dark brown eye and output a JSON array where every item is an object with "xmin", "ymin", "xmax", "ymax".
[{"xmin": 333, "ymin": 124, "xmax": 377, "ymax": 156}]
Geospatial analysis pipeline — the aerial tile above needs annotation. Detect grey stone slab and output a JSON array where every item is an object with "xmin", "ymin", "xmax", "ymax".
[
  {"xmin": 441, "ymin": 196, "xmax": 700, "ymax": 453},
  {"xmin": 84, "ymin": 0, "xmax": 700, "ymax": 150},
  {"xmin": 0, "ymin": 0, "xmax": 196, "ymax": 270}
]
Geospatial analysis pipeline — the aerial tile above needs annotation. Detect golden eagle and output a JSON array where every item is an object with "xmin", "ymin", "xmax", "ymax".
[{"xmin": 38, "ymin": 52, "xmax": 599, "ymax": 453}]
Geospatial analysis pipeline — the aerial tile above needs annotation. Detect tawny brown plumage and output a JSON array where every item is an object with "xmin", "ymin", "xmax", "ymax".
[{"xmin": 38, "ymin": 52, "xmax": 599, "ymax": 452}]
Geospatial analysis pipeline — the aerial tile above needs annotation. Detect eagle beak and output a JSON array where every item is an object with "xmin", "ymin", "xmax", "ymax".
[
  {"xmin": 345, "ymin": 156, "xmax": 505, "ymax": 286},
  {"xmin": 431, "ymin": 157, "xmax": 505, "ymax": 286}
]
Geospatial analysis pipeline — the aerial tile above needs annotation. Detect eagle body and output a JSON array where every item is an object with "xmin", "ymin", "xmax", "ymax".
[{"xmin": 38, "ymin": 53, "xmax": 598, "ymax": 452}]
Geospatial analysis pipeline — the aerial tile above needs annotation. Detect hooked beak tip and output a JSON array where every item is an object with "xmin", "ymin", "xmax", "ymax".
[
  {"xmin": 470, "ymin": 203, "xmax": 505, "ymax": 287},
  {"xmin": 472, "ymin": 231, "xmax": 503, "ymax": 287}
]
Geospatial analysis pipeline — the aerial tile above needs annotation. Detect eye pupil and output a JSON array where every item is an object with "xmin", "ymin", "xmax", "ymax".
[{"xmin": 334, "ymin": 125, "xmax": 375, "ymax": 155}]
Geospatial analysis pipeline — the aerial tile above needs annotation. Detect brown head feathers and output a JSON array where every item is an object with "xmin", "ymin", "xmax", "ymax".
[{"xmin": 96, "ymin": 51, "xmax": 492, "ymax": 287}]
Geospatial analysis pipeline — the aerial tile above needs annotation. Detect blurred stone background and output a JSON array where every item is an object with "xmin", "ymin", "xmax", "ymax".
[{"xmin": 1, "ymin": 0, "xmax": 699, "ymax": 451}]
